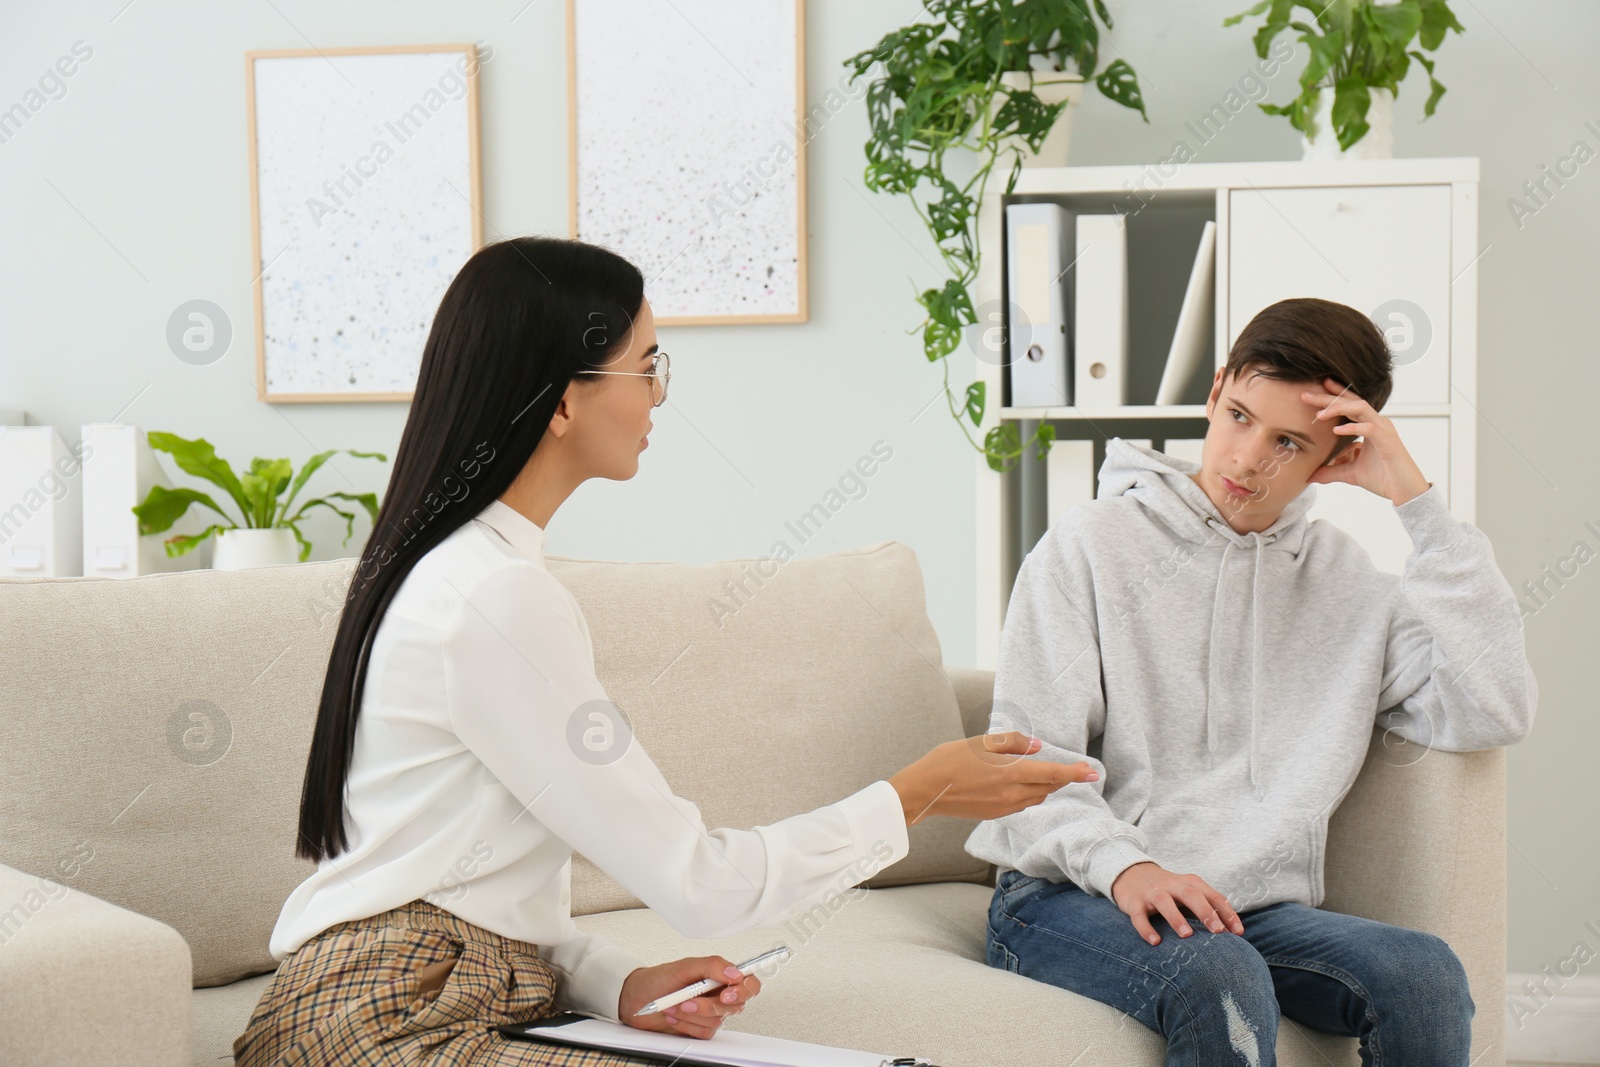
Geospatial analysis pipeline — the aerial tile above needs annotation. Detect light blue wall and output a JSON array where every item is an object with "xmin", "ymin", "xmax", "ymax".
[{"xmin": 2, "ymin": 0, "xmax": 1593, "ymax": 976}]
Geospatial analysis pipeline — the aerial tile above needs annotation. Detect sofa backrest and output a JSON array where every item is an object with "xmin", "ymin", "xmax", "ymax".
[
  {"xmin": 0, "ymin": 559, "xmax": 346, "ymax": 987},
  {"xmin": 545, "ymin": 542, "xmax": 985, "ymax": 914},
  {"xmin": 0, "ymin": 540, "xmax": 981, "ymax": 987}
]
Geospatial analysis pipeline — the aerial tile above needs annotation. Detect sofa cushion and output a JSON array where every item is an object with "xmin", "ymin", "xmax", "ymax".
[
  {"xmin": 190, "ymin": 883, "xmax": 1363, "ymax": 1067},
  {"xmin": 0, "ymin": 558, "xmax": 351, "ymax": 986},
  {"xmin": 194, "ymin": 971, "xmax": 274, "ymax": 1066},
  {"xmin": 569, "ymin": 883, "xmax": 1361, "ymax": 1066},
  {"xmin": 547, "ymin": 540, "xmax": 986, "ymax": 915},
  {"xmin": 192, "ymin": 887, "xmax": 1359, "ymax": 1067}
]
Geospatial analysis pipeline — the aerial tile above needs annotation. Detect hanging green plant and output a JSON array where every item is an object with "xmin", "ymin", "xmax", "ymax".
[{"xmin": 844, "ymin": 0, "xmax": 1148, "ymax": 471}]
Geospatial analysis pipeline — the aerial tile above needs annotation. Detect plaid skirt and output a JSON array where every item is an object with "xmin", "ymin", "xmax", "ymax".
[{"xmin": 233, "ymin": 898, "xmax": 653, "ymax": 1066}]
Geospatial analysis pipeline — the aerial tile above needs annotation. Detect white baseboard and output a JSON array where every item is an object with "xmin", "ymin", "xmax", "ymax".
[{"xmin": 1506, "ymin": 972, "xmax": 1600, "ymax": 1064}]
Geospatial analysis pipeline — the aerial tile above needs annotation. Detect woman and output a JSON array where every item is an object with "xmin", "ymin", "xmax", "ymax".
[{"xmin": 233, "ymin": 236, "xmax": 1096, "ymax": 1066}]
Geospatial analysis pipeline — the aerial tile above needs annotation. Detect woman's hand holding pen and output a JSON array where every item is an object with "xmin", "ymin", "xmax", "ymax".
[
  {"xmin": 888, "ymin": 732, "xmax": 1099, "ymax": 826},
  {"xmin": 618, "ymin": 956, "xmax": 762, "ymax": 1039}
]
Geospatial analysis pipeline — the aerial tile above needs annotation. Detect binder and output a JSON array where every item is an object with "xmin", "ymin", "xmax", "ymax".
[
  {"xmin": 82, "ymin": 424, "xmax": 206, "ymax": 578},
  {"xmin": 1073, "ymin": 214, "xmax": 1129, "ymax": 408},
  {"xmin": 498, "ymin": 1012, "xmax": 938, "ymax": 1067},
  {"xmin": 1004, "ymin": 203, "xmax": 1073, "ymax": 407},
  {"xmin": 0, "ymin": 423, "xmax": 84, "ymax": 577},
  {"xmin": 1044, "ymin": 438, "xmax": 1096, "ymax": 530},
  {"xmin": 1155, "ymin": 220, "xmax": 1217, "ymax": 405}
]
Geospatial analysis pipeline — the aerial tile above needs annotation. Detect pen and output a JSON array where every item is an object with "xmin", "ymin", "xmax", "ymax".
[{"xmin": 632, "ymin": 946, "xmax": 792, "ymax": 1016}]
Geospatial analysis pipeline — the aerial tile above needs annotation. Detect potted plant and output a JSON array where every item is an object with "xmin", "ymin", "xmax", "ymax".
[
  {"xmin": 1224, "ymin": 0, "xmax": 1464, "ymax": 160},
  {"xmin": 132, "ymin": 432, "xmax": 385, "ymax": 570},
  {"xmin": 844, "ymin": 0, "xmax": 1148, "ymax": 472}
]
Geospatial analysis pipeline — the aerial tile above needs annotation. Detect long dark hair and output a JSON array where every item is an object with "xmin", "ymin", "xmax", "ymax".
[{"xmin": 296, "ymin": 236, "xmax": 644, "ymax": 862}]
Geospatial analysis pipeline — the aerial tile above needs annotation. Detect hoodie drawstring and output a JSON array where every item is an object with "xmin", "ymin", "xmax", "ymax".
[
  {"xmin": 1203, "ymin": 541, "xmax": 1229, "ymax": 755},
  {"xmin": 1249, "ymin": 533, "xmax": 1264, "ymax": 801},
  {"xmin": 1202, "ymin": 518, "xmax": 1272, "ymax": 801}
]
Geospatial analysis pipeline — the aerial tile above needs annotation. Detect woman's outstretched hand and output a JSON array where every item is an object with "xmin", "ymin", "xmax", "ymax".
[
  {"xmin": 618, "ymin": 956, "xmax": 762, "ymax": 1040},
  {"xmin": 888, "ymin": 731, "xmax": 1099, "ymax": 825}
]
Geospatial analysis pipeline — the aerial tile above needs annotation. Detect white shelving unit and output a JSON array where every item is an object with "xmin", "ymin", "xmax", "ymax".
[{"xmin": 973, "ymin": 157, "xmax": 1480, "ymax": 668}]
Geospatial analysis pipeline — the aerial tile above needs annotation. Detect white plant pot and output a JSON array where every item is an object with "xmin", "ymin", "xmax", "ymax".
[
  {"xmin": 1300, "ymin": 86, "xmax": 1395, "ymax": 161},
  {"xmin": 994, "ymin": 71, "xmax": 1084, "ymax": 168},
  {"xmin": 211, "ymin": 527, "xmax": 300, "ymax": 571}
]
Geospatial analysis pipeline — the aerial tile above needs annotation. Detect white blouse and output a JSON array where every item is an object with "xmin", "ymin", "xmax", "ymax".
[{"xmin": 269, "ymin": 497, "xmax": 911, "ymax": 1021}]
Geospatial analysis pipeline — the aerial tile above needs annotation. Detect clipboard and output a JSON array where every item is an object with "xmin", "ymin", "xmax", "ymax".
[{"xmin": 496, "ymin": 1011, "xmax": 940, "ymax": 1067}]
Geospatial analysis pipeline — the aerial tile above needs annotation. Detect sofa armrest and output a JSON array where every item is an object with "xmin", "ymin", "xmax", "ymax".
[
  {"xmin": 951, "ymin": 667, "xmax": 1505, "ymax": 1058},
  {"xmin": 949, "ymin": 666, "xmax": 996, "ymax": 740},
  {"xmin": 1323, "ymin": 731, "xmax": 1507, "ymax": 1065},
  {"xmin": 0, "ymin": 862, "xmax": 192, "ymax": 1067}
]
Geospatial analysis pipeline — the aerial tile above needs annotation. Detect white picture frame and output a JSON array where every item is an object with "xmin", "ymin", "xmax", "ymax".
[
  {"xmin": 245, "ymin": 44, "xmax": 484, "ymax": 402},
  {"xmin": 567, "ymin": 0, "xmax": 807, "ymax": 324}
]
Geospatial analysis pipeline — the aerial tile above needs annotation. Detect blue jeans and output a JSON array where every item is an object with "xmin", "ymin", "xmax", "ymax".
[{"xmin": 987, "ymin": 870, "xmax": 1474, "ymax": 1066}]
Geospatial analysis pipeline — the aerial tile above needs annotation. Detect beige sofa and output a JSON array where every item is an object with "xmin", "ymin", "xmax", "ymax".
[{"xmin": 0, "ymin": 540, "xmax": 1509, "ymax": 1066}]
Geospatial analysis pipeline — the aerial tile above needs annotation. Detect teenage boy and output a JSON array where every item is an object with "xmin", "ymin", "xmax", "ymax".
[{"xmin": 967, "ymin": 297, "xmax": 1538, "ymax": 1065}]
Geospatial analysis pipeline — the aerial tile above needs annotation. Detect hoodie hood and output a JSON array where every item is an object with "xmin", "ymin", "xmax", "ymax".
[{"xmin": 1096, "ymin": 438, "xmax": 1319, "ymax": 799}]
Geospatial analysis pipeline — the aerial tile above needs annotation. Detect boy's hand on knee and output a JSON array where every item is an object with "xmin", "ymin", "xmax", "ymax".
[{"xmin": 1110, "ymin": 862, "xmax": 1245, "ymax": 945}]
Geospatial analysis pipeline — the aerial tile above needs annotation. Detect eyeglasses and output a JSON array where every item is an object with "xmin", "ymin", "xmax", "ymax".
[{"xmin": 574, "ymin": 351, "xmax": 670, "ymax": 407}]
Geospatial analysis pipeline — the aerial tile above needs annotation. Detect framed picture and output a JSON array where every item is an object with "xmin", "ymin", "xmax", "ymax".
[
  {"xmin": 567, "ymin": 0, "xmax": 807, "ymax": 324},
  {"xmin": 245, "ymin": 44, "xmax": 483, "ymax": 402}
]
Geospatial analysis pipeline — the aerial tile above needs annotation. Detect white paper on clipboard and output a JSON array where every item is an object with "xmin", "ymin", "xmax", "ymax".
[{"xmin": 504, "ymin": 1014, "xmax": 924, "ymax": 1067}]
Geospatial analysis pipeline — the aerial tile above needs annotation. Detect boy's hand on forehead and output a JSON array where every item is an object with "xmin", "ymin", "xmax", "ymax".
[{"xmin": 1300, "ymin": 376, "xmax": 1433, "ymax": 506}]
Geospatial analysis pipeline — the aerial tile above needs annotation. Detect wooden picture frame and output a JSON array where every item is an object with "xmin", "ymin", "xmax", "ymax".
[
  {"xmin": 566, "ymin": 0, "xmax": 808, "ymax": 324},
  {"xmin": 245, "ymin": 44, "xmax": 484, "ymax": 403}
]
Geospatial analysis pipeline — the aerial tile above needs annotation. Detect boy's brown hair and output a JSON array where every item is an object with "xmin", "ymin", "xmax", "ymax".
[{"xmin": 1222, "ymin": 297, "xmax": 1394, "ymax": 465}]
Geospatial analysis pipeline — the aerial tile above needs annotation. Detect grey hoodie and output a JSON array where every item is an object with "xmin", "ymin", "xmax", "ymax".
[{"xmin": 964, "ymin": 437, "xmax": 1537, "ymax": 911}]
